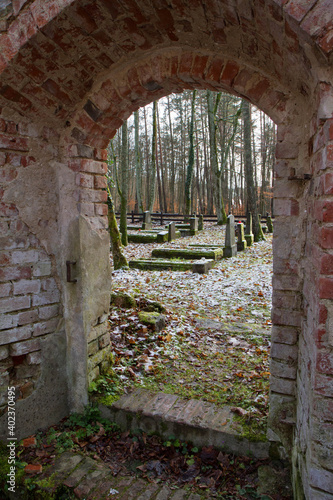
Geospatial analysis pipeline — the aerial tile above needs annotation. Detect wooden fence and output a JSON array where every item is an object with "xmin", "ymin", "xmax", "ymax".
[{"xmin": 115, "ymin": 211, "xmax": 272, "ymax": 225}]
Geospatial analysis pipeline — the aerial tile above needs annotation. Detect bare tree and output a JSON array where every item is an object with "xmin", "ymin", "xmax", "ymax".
[{"xmin": 242, "ymin": 100, "xmax": 265, "ymax": 242}]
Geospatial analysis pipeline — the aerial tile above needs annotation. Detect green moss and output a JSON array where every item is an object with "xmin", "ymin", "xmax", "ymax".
[
  {"xmin": 128, "ymin": 233, "xmax": 157, "ymax": 243},
  {"xmin": 129, "ymin": 259, "xmax": 194, "ymax": 272},
  {"xmin": 233, "ymin": 414, "xmax": 268, "ymax": 442},
  {"xmin": 143, "ymin": 300, "xmax": 166, "ymax": 313},
  {"xmin": 89, "ymin": 367, "xmax": 124, "ymax": 404},
  {"xmin": 97, "ymin": 393, "xmax": 121, "ymax": 406},
  {"xmin": 160, "ymin": 421, "xmax": 168, "ymax": 433},
  {"xmin": 151, "ymin": 247, "xmax": 223, "ymax": 260},
  {"xmin": 138, "ymin": 311, "xmax": 160, "ymax": 325},
  {"xmin": 110, "ymin": 291, "xmax": 136, "ymax": 308}
]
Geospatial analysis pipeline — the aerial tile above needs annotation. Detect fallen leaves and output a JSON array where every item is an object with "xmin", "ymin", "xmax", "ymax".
[{"xmin": 108, "ymin": 226, "xmax": 273, "ymax": 434}]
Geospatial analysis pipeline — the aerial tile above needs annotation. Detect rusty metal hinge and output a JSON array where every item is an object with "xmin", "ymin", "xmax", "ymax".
[{"xmin": 66, "ymin": 261, "xmax": 77, "ymax": 283}]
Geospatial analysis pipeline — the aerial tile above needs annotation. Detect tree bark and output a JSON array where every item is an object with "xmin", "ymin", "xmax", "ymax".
[
  {"xmin": 107, "ymin": 187, "xmax": 128, "ymax": 270},
  {"xmin": 242, "ymin": 100, "xmax": 265, "ymax": 242},
  {"xmin": 148, "ymin": 101, "xmax": 157, "ymax": 212},
  {"xmin": 134, "ymin": 110, "xmax": 143, "ymax": 213},
  {"xmin": 207, "ymin": 90, "xmax": 227, "ymax": 224},
  {"xmin": 167, "ymin": 95, "xmax": 176, "ymax": 212},
  {"xmin": 119, "ymin": 120, "xmax": 128, "ymax": 246},
  {"xmin": 185, "ymin": 90, "xmax": 196, "ymax": 215}
]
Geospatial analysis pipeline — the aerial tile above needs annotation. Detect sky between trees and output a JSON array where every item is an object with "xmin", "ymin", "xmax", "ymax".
[{"xmin": 108, "ymin": 89, "xmax": 276, "ymax": 220}]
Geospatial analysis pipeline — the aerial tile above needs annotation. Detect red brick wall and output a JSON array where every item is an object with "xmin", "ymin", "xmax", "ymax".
[{"xmin": 0, "ymin": 113, "xmax": 61, "ymax": 409}]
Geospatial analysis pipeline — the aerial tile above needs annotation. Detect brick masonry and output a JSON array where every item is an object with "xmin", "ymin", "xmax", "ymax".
[
  {"xmin": 0, "ymin": 1, "xmax": 332, "ymax": 498},
  {"xmin": 100, "ymin": 388, "xmax": 270, "ymax": 459},
  {"xmin": 29, "ymin": 450, "xmax": 208, "ymax": 499}
]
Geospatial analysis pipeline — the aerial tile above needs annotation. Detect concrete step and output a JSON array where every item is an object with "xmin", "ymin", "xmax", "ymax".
[{"xmin": 99, "ymin": 388, "xmax": 270, "ymax": 460}]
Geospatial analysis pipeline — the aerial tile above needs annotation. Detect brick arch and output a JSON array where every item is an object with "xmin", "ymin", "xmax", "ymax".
[
  {"xmin": 67, "ymin": 49, "xmax": 291, "ymax": 152},
  {"xmin": 0, "ymin": 0, "xmax": 332, "ymax": 74},
  {"xmin": 1, "ymin": 1, "xmax": 333, "ymax": 498}
]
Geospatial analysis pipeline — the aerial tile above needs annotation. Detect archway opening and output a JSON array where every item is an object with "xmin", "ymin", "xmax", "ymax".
[{"xmin": 1, "ymin": 1, "xmax": 332, "ymax": 496}]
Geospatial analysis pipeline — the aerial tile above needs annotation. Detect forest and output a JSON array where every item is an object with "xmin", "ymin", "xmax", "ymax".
[{"xmin": 107, "ymin": 89, "xmax": 276, "ymax": 224}]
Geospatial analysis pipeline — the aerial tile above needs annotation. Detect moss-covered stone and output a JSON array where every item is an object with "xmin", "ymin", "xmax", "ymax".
[
  {"xmin": 110, "ymin": 291, "xmax": 136, "ymax": 308},
  {"xmin": 127, "ymin": 233, "xmax": 157, "ymax": 243},
  {"xmin": 245, "ymin": 233, "xmax": 254, "ymax": 247},
  {"xmin": 142, "ymin": 299, "xmax": 167, "ymax": 313},
  {"xmin": 267, "ymin": 216, "xmax": 274, "ymax": 233},
  {"xmin": 156, "ymin": 231, "xmax": 168, "ymax": 243},
  {"xmin": 138, "ymin": 311, "xmax": 166, "ymax": 331},
  {"xmin": 129, "ymin": 259, "xmax": 194, "ymax": 272},
  {"xmin": 180, "ymin": 229, "xmax": 197, "ymax": 237},
  {"xmin": 198, "ymin": 214, "xmax": 204, "ymax": 231}
]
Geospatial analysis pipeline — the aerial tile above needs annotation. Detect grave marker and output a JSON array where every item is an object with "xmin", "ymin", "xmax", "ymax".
[
  {"xmin": 168, "ymin": 222, "xmax": 176, "ymax": 241},
  {"xmin": 223, "ymin": 214, "xmax": 237, "ymax": 257},
  {"xmin": 198, "ymin": 214, "xmax": 204, "ymax": 231},
  {"xmin": 267, "ymin": 214, "xmax": 273, "ymax": 233},
  {"xmin": 190, "ymin": 216, "xmax": 198, "ymax": 232},
  {"xmin": 142, "ymin": 211, "xmax": 152, "ymax": 230},
  {"xmin": 236, "ymin": 222, "xmax": 247, "ymax": 251},
  {"xmin": 245, "ymin": 212, "xmax": 254, "ymax": 247}
]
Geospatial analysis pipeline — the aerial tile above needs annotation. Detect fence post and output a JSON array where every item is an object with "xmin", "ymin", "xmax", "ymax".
[{"xmin": 160, "ymin": 211, "xmax": 164, "ymax": 225}]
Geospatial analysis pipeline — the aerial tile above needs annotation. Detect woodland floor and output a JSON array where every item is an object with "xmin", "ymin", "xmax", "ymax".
[{"xmin": 103, "ymin": 223, "xmax": 273, "ymax": 439}]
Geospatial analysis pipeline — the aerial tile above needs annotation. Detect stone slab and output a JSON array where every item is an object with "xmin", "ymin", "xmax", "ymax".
[
  {"xmin": 100, "ymin": 388, "xmax": 270, "ymax": 459},
  {"xmin": 128, "ymin": 233, "xmax": 157, "ymax": 243},
  {"xmin": 152, "ymin": 248, "xmax": 223, "ymax": 260},
  {"xmin": 223, "ymin": 244, "xmax": 237, "ymax": 258},
  {"xmin": 192, "ymin": 259, "xmax": 214, "ymax": 274},
  {"xmin": 129, "ymin": 258, "xmax": 214, "ymax": 273},
  {"xmin": 129, "ymin": 259, "xmax": 194, "ymax": 272},
  {"xmin": 245, "ymin": 234, "xmax": 254, "ymax": 247},
  {"xmin": 188, "ymin": 244, "xmax": 223, "ymax": 248},
  {"xmin": 237, "ymin": 240, "xmax": 247, "ymax": 251},
  {"xmin": 157, "ymin": 231, "xmax": 168, "ymax": 242}
]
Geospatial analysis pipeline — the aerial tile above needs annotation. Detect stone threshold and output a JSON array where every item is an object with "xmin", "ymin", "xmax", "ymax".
[{"xmin": 99, "ymin": 388, "xmax": 270, "ymax": 459}]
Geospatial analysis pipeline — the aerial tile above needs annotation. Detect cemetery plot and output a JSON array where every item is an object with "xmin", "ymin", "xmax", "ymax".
[
  {"xmin": 129, "ymin": 258, "xmax": 214, "ymax": 274},
  {"xmin": 104, "ymin": 225, "xmax": 273, "ymax": 442},
  {"xmin": 127, "ymin": 221, "xmax": 181, "ymax": 244},
  {"xmin": 151, "ymin": 247, "xmax": 224, "ymax": 260}
]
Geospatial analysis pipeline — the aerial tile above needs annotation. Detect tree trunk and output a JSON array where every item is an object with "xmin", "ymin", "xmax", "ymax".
[
  {"xmin": 134, "ymin": 110, "xmax": 143, "ymax": 213},
  {"xmin": 207, "ymin": 90, "xmax": 227, "ymax": 224},
  {"xmin": 157, "ymin": 102, "xmax": 167, "ymax": 212},
  {"xmin": 143, "ymin": 107, "xmax": 150, "ymax": 210},
  {"xmin": 242, "ymin": 100, "xmax": 265, "ymax": 242},
  {"xmin": 167, "ymin": 95, "xmax": 176, "ymax": 212},
  {"xmin": 107, "ymin": 187, "xmax": 128, "ymax": 270},
  {"xmin": 119, "ymin": 121, "xmax": 128, "ymax": 246},
  {"xmin": 148, "ymin": 101, "xmax": 157, "ymax": 212}
]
